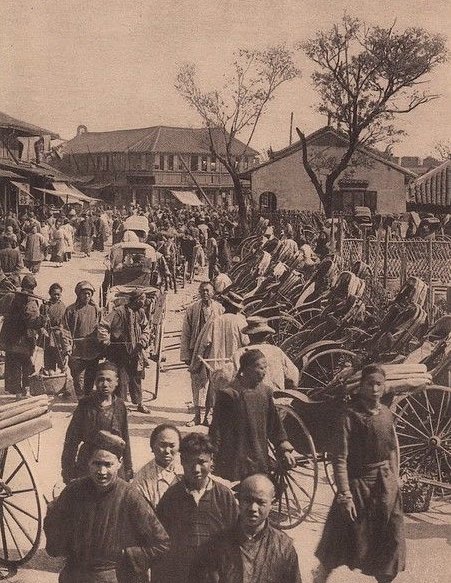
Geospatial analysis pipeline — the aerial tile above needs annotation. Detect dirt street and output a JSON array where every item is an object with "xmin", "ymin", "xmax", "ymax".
[{"xmin": 0, "ymin": 250, "xmax": 449, "ymax": 583}]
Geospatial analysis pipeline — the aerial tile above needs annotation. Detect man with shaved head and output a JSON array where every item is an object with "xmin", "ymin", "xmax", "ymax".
[{"xmin": 190, "ymin": 473, "xmax": 302, "ymax": 582}]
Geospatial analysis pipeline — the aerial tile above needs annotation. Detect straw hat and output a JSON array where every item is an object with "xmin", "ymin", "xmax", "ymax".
[{"xmin": 242, "ymin": 316, "xmax": 275, "ymax": 335}]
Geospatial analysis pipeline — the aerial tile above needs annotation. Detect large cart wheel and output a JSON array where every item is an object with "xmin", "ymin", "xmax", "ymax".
[
  {"xmin": 391, "ymin": 386, "xmax": 451, "ymax": 498},
  {"xmin": 268, "ymin": 404, "xmax": 318, "ymax": 530},
  {"xmin": 299, "ymin": 349, "xmax": 361, "ymax": 401},
  {"xmin": 0, "ymin": 445, "xmax": 42, "ymax": 567}
]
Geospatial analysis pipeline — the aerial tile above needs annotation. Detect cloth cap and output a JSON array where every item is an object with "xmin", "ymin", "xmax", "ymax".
[
  {"xmin": 242, "ymin": 316, "xmax": 275, "ymax": 335},
  {"xmin": 75, "ymin": 280, "xmax": 95, "ymax": 295},
  {"xmin": 21, "ymin": 274, "xmax": 37, "ymax": 290},
  {"xmin": 89, "ymin": 430, "xmax": 125, "ymax": 459}
]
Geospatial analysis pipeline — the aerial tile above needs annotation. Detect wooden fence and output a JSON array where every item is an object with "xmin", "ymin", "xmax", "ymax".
[{"xmin": 341, "ymin": 237, "xmax": 451, "ymax": 319}]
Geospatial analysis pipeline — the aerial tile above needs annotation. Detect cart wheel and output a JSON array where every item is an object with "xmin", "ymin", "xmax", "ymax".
[
  {"xmin": 323, "ymin": 452, "xmax": 336, "ymax": 492},
  {"xmin": 391, "ymin": 386, "xmax": 451, "ymax": 498},
  {"xmin": 299, "ymin": 349, "xmax": 360, "ymax": 401},
  {"xmin": 268, "ymin": 404, "xmax": 318, "ymax": 529},
  {"xmin": 0, "ymin": 445, "xmax": 42, "ymax": 567}
]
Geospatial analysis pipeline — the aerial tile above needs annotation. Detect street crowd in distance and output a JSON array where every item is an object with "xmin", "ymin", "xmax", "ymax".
[{"xmin": 1, "ymin": 202, "xmax": 444, "ymax": 583}]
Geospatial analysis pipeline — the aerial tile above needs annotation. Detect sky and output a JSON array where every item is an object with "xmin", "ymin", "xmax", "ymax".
[{"xmin": 1, "ymin": 0, "xmax": 450, "ymax": 158}]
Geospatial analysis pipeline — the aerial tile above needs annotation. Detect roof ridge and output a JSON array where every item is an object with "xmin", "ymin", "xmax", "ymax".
[{"xmin": 126, "ymin": 126, "xmax": 160, "ymax": 152}]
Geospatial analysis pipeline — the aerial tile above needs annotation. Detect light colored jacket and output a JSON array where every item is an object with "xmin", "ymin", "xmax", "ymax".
[{"xmin": 180, "ymin": 299, "xmax": 224, "ymax": 362}]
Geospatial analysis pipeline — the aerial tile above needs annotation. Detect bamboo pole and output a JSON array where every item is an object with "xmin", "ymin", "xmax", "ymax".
[{"xmin": 178, "ymin": 155, "xmax": 213, "ymax": 207}]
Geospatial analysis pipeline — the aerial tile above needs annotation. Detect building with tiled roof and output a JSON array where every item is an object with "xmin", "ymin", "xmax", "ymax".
[
  {"xmin": 58, "ymin": 125, "xmax": 259, "ymax": 207},
  {"xmin": 408, "ymin": 159, "xmax": 450, "ymax": 212},
  {"xmin": 0, "ymin": 112, "xmax": 95, "ymax": 212},
  {"xmin": 240, "ymin": 126, "xmax": 417, "ymax": 215}
]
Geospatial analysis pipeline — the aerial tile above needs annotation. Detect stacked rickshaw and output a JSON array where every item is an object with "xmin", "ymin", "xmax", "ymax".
[{"xmin": 225, "ymin": 223, "xmax": 450, "ymax": 529}]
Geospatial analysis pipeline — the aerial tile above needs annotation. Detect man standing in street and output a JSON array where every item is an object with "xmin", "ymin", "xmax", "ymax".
[
  {"xmin": 180, "ymin": 281, "xmax": 224, "ymax": 426},
  {"xmin": 232, "ymin": 316, "xmax": 299, "ymax": 392},
  {"xmin": 0, "ymin": 238, "xmax": 24, "ymax": 286},
  {"xmin": 190, "ymin": 473, "xmax": 302, "ymax": 582},
  {"xmin": 0, "ymin": 274, "xmax": 44, "ymax": 399},
  {"xmin": 45, "ymin": 430, "xmax": 170, "ymax": 583},
  {"xmin": 64, "ymin": 281, "xmax": 101, "ymax": 398},
  {"xmin": 154, "ymin": 433, "xmax": 238, "ymax": 583},
  {"xmin": 77, "ymin": 211, "xmax": 96, "ymax": 257},
  {"xmin": 98, "ymin": 290, "xmax": 151, "ymax": 414},
  {"xmin": 191, "ymin": 291, "xmax": 249, "ymax": 424}
]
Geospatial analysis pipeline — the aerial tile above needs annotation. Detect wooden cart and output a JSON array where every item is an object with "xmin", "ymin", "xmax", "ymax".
[{"xmin": 0, "ymin": 395, "xmax": 51, "ymax": 567}]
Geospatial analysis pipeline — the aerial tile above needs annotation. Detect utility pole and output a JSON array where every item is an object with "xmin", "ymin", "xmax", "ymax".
[
  {"xmin": 178, "ymin": 155, "xmax": 214, "ymax": 207},
  {"xmin": 289, "ymin": 112, "xmax": 294, "ymax": 145}
]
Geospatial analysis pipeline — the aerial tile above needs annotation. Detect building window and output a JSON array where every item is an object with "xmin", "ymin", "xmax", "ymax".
[
  {"xmin": 178, "ymin": 155, "xmax": 184, "ymax": 170},
  {"xmin": 210, "ymin": 155, "xmax": 217, "ymax": 172},
  {"xmin": 259, "ymin": 191, "xmax": 277, "ymax": 212},
  {"xmin": 159, "ymin": 154, "xmax": 165, "ymax": 170},
  {"xmin": 201, "ymin": 155, "xmax": 208, "ymax": 172},
  {"xmin": 190, "ymin": 155, "xmax": 198, "ymax": 171},
  {"xmin": 167, "ymin": 154, "xmax": 174, "ymax": 171},
  {"xmin": 154, "ymin": 156, "xmax": 160, "ymax": 170}
]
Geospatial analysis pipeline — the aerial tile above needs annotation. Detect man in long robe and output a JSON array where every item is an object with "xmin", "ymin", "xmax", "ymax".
[
  {"xmin": 97, "ymin": 290, "xmax": 151, "ymax": 413},
  {"xmin": 64, "ymin": 281, "xmax": 101, "ymax": 398},
  {"xmin": 180, "ymin": 282, "xmax": 224, "ymax": 426},
  {"xmin": 44, "ymin": 430, "xmax": 170, "ymax": 583},
  {"xmin": 190, "ymin": 292, "xmax": 249, "ymax": 421}
]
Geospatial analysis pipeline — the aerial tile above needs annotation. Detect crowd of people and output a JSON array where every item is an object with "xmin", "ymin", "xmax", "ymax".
[{"xmin": 0, "ymin": 201, "xmax": 416, "ymax": 583}]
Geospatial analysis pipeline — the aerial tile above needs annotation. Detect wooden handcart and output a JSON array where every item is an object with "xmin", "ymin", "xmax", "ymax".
[{"xmin": 0, "ymin": 395, "xmax": 51, "ymax": 567}]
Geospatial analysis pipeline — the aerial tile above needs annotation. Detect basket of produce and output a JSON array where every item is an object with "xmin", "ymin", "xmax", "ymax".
[
  {"xmin": 400, "ymin": 471, "xmax": 433, "ymax": 513},
  {"xmin": 29, "ymin": 369, "xmax": 67, "ymax": 396}
]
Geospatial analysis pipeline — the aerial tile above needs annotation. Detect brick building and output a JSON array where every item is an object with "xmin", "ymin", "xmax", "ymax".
[
  {"xmin": 57, "ymin": 125, "xmax": 259, "ymax": 207},
  {"xmin": 241, "ymin": 126, "xmax": 417, "ymax": 215}
]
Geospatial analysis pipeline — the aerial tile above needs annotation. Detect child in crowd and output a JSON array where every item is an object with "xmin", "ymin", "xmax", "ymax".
[
  {"xmin": 61, "ymin": 361, "xmax": 133, "ymax": 484},
  {"xmin": 154, "ymin": 433, "xmax": 238, "ymax": 583},
  {"xmin": 209, "ymin": 348, "xmax": 296, "ymax": 482},
  {"xmin": 313, "ymin": 363, "xmax": 406, "ymax": 583},
  {"xmin": 133, "ymin": 423, "xmax": 183, "ymax": 510}
]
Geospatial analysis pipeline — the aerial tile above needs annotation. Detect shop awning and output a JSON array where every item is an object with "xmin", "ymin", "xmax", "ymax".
[
  {"xmin": 169, "ymin": 190, "xmax": 204, "ymax": 206},
  {"xmin": 35, "ymin": 182, "xmax": 99, "ymax": 204},
  {"xmin": 11, "ymin": 180, "xmax": 36, "ymax": 204}
]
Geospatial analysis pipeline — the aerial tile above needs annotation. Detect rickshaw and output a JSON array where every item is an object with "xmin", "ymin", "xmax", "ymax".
[{"xmin": 100, "ymin": 218, "xmax": 168, "ymax": 399}]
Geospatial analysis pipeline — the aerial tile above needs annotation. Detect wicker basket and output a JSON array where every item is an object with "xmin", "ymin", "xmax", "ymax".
[
  {"xmin": 401, "ymin": 484, "xmax": 433, "ymax": 513},
  {"xmin": 29, "ymin": 373, "xmax": 67, "ymax": 396}
]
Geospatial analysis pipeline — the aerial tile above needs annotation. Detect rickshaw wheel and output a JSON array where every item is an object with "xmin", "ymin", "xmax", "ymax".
[
  {"xmin": 0, "ymin": 445, "xmax": 42, "ymax": 567},
  {"xmin": 268, "ymin": 404, "xmax": 318, "ymax": 530},
  {"xmin": 391, "ymin": 386, "xmax": 451, "ymax": 498},
  {"xmin": 299, "ymin": 348, "xmax": 360, "ymax": 401}
]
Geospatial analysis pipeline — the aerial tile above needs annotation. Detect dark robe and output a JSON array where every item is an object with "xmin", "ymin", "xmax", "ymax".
[
  {"xmin": 316, "ymin": 402, "xmax": 406, "ymax": 579},
  {"xmin": 44, "ymin": 477, "xmax": 169, "ymax": 583},
  {"xmin": 190, "ymin": 521, "xmax": 302, "ymax": 583},
  {"xmin": 61, "ymin": 395, "xmax": 133, "ymax": 483},
  {"xmin": 209, "ymin": 377, "xmax": 289, "ymax": 481},
  {"xmin": 154, "ymin": 479, "xmax": 238, "ymax": 583}
]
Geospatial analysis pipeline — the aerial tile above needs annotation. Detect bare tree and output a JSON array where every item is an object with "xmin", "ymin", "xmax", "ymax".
[
  {"xmin": 432, "ymin": 139, "xmax": 451, "ymax": 161},
  {"xmin": 175, "ymin": 45, "xmax": 300, "ymax": 233},
  {"xmin": 296, "ymin": 15, "xmax": 448, "ymax": 216}
]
